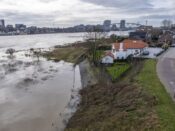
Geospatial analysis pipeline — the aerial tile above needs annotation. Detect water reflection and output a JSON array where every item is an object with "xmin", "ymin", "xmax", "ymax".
[{"xmin": 0, "ymin": 49, "xmax": 81, "ymax": 131}]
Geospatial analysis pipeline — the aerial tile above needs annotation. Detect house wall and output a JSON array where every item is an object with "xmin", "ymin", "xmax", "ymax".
[
  {"xmin": 127, "ymin": 48, "xmax": 143, "ymax": 56},
  {"xmin": 102, "ymin": 56, "xmax": 114, "ymax": 64},
  {"xmin": 114, "ymin": 51, "xmax": 127, "ymax": 60},
  {"xmin": 113, "ymin": 47, "xmax": 147, "ymax": 60}
]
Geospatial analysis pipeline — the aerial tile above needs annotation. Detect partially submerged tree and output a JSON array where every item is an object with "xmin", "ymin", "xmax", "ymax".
[
  {"xmin": 30, "ymin": 48, "xmax": 41, "ymax": 62},
  {"xmin": 6, "ymin": 48, "xmax": 15, "ymax": 57}
]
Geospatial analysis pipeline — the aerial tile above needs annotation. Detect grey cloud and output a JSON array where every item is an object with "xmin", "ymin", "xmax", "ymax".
[
  {"xmin": 81, "ymin": 0, "xmax": 153, "ymax": 9},
  {"xmin": 0, "ymin": 10, "xmax": 57, "ymax": 26},
  {"xmin": 140, "ymin": 14, "xmax": 175, "ymax": 20},
  {"xmin": 39, "ymin": 0, "xmax": 58, "ymax": 3}
]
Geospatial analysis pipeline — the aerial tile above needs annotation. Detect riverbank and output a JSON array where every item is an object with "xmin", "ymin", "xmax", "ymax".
[
  {"xmin": 65, "ymin": 59, "xmax": 175, "ymax": 131},
  {"xmin": 41, "ymin": 40, "xmax": 175, "ymax": 130},
  {"xmin": 43, "ymin": 47, "xmax": 86, "ymax": 63}
]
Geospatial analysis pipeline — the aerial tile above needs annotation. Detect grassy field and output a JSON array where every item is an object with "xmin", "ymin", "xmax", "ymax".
[
  {"xmin": 43, "ymin": 47, "xmax": 86, "ymax": 63},
  {"xmin": 65, "ymin": 59, "xmax": 175, "ymax": 131},
  {"xmin": 65, "ymin": 60, "xmax": 158, "ymax": 131},
  {"xmin": 107, "ymin": 63, "xmax": 131, "ymax": 81},
  {"xmin": 136, "ymin": 60, "xmax": 175, "ymax": 131}
]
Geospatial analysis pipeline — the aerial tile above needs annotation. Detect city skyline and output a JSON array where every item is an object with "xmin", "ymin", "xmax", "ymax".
[{"xmin": 0, "ymin": 0, "xmax": 175, "ymax": 27}]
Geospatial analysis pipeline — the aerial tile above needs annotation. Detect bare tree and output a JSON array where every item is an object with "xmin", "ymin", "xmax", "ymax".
[
  {"xmin": 162, "ymin": 19, "xmax": 173, "ymax": 28},
  {"xmin": 84, "ymin": 26, "xmax": 107, "ymax": 65},
  {"xmin": 30, "ymin": 48, "xmax": 41, "ymax": 62},
  {"xmin": 6, "ymin": 48, "xmax": 15, "ymax": 58},
  {"xmin": 84, "ymin": 26, "xmax": 110, "ymax": 86}
]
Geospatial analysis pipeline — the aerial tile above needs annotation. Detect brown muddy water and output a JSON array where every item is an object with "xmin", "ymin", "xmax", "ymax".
[
  {"xmin": 0, "ymin": 50, "xmax": 81, "ymax": 131},
  {"xmin": 0, "ymin": 32, "xmax": 129, "ymax": 131}
]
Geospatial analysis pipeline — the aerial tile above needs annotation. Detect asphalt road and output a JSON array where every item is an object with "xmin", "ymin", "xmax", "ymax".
[{"xmin": 157, "ymin": 48, "xmax": 175, "ymax": 101}]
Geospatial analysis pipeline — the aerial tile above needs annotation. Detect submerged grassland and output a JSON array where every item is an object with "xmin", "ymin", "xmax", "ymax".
[{"xmin": 43, "ymin": 47, "xmax": 87, "ymax": 63}]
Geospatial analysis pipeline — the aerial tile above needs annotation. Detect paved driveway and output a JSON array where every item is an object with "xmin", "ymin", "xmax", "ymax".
[{"xmin": 157, "ymin": 48, "xmax": 175, "ymax": 101}]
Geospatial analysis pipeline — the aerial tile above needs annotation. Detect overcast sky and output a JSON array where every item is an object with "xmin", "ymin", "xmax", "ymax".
[{"xmin": 0, "ymin": 0, "xmax": 174, "ymax": 27}]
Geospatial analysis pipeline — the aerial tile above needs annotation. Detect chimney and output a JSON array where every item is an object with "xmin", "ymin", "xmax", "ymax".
[{"xmin": 119, "ymin": 42, "xmax": 124, "ymax": 51}]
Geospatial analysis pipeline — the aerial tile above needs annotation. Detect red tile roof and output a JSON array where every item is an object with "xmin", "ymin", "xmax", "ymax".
[
  {"xmin": 114, "ymin": 39, "xmax": 148, "ymax": 51},
  {"xmin": 105, "ymin": 52, "xmax": 114, "ymax": 59}
]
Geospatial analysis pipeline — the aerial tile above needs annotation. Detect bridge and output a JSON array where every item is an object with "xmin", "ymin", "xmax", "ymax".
[{"xmin": 112, "ymin": 22, "xmax": 143, "ymax": 27}]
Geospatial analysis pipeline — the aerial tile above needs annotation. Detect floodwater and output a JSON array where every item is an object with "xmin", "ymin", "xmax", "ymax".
[
  {"xmin": 0, "ymin": 32, "xmax": 130, "ymax": 131},
  {"xmin": 0, "ymin": 33, "xmax": 82, "ymax": 131},
  {"xmin": 0, "ymin": 33, "xmax": 84, "ymax": 50}
]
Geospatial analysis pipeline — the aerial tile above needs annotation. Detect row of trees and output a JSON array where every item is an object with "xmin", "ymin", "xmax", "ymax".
[
  {"xmin": 162, "ymin": 19, "xmax": 173, "ymax": 28},
  {"xmin": 6, "ymin": 48, "xmax": 41, "ymax": 62}
]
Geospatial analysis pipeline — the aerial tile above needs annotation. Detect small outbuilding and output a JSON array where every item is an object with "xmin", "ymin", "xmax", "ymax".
[{"xmin": 101, "ymin": 52, "xmax": 114, "ymax": 64}]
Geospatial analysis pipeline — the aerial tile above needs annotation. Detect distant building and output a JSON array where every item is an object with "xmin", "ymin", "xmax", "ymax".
[
  {"xmin": 0, "ymin": 19, "xmax": 5, "ymax": 27},
  {"xmin": 111, "ymin": 24, "xmax": 118, "ymax": 31},
  {"xmin": 15, "ymin": 24, "xmax": 27, "ymax": 30},
  {"xmin": 85, "ymin": 25, "xmax": 94, "ymax": 32},
  {"xmin": 171, "ymin": 24, "xmax": 175, "ymax": 32},
  {"xmin": 27, "ymin": 26, "xmax": 37, "ymax": 34},
  {"xmin": 74, "ymin": 24, "xmax": 86, "ymax": 32},
  {"xmin": 6, "ymin": 25, "xmax": 14, "ymax": 32},
  {"xmin": 96, "ymin": 24, "xmax": 104, "ymax": 31},
  {"xmin": 129, "ymin": 32, "xmax": 148, "ymax": 40},
  {"xmin": 0, "ymin": 19, "xmax": 5, "ymax": 32},
  {"xmin": 120, "ymin": 20, "xmax": 126, "ymax": 29},
  {"xmin": 103, "ymin": 20, "xmax": 111, "ymax": 26},
  {"xmin": 137, "ymin": 25, "xmax": 153, "ymax": 32},
  {"xmin": 103, "ymin": 20, "xmax": 111, "ymax": 32}
]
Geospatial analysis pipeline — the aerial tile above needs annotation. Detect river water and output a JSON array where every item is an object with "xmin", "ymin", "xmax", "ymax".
[
  {"xmin": 0, "ymin": 32, "xmax": 129, "ymax": 131},
  {"xmin": 0, "ymin": 33, "xmax": 83, "ymax": 131}
]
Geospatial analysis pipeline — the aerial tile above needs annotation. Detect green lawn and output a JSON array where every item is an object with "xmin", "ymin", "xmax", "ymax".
[
  {"xmin": 136, "ymin": 60, "xmax": 175, "ymax": 131},
  {"xmin": 107, "ymin": 62, "xmax": 131, "ymax": 81},
  {"xmin": 95, "ymin": 50, "xmax": 103, "ymax": 60}
]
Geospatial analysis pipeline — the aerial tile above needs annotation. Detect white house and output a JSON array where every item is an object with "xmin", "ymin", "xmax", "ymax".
[
  {"xmin": 112, "ymin": 39, "xmax": 148, "ymax": 60},
  {"xmin": 101, "ymin": 52, "xmax": 114, "ymax": 64}
]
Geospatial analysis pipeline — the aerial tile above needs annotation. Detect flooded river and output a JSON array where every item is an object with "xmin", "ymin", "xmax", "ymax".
[
  {"xmin": 0, "ymin": 33, "xmax": 83, "ymax": 131},
  {"xmin": 0, "ymin": 31, "xmax": 130, "ymax": 131}
]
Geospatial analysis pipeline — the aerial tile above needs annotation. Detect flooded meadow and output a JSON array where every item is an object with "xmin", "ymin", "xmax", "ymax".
[{"xmin": 0, "ymin": 33, "xmax": 83, "ymax": 131}]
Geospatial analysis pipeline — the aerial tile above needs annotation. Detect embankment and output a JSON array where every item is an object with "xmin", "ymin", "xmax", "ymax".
[
  {"xmin": 65, "ymin": 60, "xmax": 175, "ymax": 131},
  {"xmin": 79, "ymin": 59, "xmax": 98, "ymax": 88}
]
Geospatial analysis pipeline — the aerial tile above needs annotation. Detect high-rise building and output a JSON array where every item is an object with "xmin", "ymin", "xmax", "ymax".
[
  {"xmin": 103, "ymin": 20, "xmax": 111, "ymax": 32},
  {"xmin": 103, "ymin": 20, "xmax": 111, "ymax": 26},
  {"xmin": 0, "ymin": 19, "xmax": 5, "ymax": 27},
  {"xmin": 120, "ymin": 20, "xmax": 126, "ymax": 29}
]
